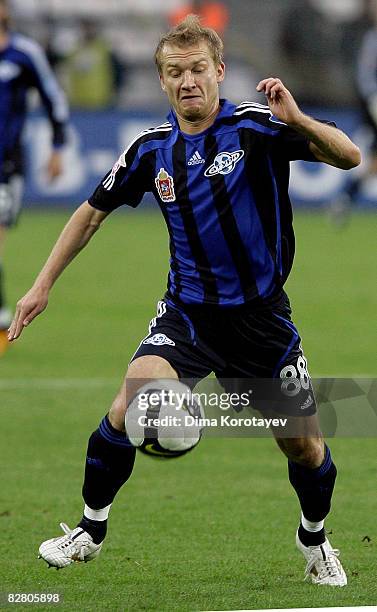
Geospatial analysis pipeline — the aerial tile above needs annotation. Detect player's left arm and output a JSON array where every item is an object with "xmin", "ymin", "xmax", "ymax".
[
  {"xmin": 257, "ymin": 77, "xmax": 361, "ymax": 169},
  {"xmin": 28, "ymin": 40, "xmax": 69, "ymax": 180}
]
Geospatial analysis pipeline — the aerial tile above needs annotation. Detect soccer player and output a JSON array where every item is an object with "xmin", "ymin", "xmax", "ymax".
[
  {"xmin": 330, "ymin": 1, "xmax": 377, "ymax": 224},
  {"xmin": 0, "ymin": 0, "xmax": 68, "ymax": 350},
  {"xmin": 8, "ymin": 16, "xmax": 360, "ymax": 585}
]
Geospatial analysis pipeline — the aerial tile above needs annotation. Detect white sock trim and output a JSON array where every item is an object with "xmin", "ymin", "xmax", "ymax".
[
  {"xmin": 301, "ymin": 513, "xmax": 324, "ymax": 533},
  {"xmin": 84, "ymin": 504, "xmax": 111, "ymax": 521}
]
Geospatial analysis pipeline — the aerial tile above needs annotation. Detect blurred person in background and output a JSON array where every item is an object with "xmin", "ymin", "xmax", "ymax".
[
  {"xmin": 63, "ymin": 18, "xmax": 125, "ymax": 110},
  {"xmin": 0, "ymin": 0, "xmax": 68, "ymax": 353},
  {"xmin": 169, "ymin": 0, "xmax": 229, "ymax": 35},
  {"xmin": 308, "ymin": 0, "xmax": 368, "ymax": 51},
  {"xmin": 280, "ymin": 0, "xmax": 367, "ymax": 105},
  {"xmin": 330, "ymin": 0, "xmax": 377, "ymax": 223}
]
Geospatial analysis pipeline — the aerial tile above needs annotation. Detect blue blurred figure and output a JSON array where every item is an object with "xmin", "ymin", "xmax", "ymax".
[{"xmin": 0, "ymin": 0, "xmax": 68, "ymax": 350}]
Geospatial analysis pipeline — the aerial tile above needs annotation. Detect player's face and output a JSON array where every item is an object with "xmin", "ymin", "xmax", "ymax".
[{"xmin": 159, "ymin": 41, "xmax": 225, "ymax": 123}]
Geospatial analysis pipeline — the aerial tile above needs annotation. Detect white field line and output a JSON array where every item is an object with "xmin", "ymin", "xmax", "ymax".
[{"xmin": 0, "ymin": 375, "xmax": 374, "ymax": 391}]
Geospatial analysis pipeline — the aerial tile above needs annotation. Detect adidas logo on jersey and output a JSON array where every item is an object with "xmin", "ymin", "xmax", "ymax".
[
  {"xmin": 188, "ymin": 151, "xmax": 205, "ymax": 166},
  {"xmin": 300, "ymin": 394, "xmax": 314, "ymax": 411}
]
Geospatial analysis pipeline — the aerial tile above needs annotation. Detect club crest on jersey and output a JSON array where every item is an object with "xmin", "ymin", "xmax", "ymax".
[
  {"xmin": 155, "ymin": 168, "xmax": 176, "ymax": 202},
  {"xmin": 143, "ymin": 333, "xmax": 175, "ymax": 346},
  {"xmin": 103, "ymin": 152, "xmax": 127, "ymax": 191},
  {"xmin": 204, "ymin": 150, "xmax": 244, "ymax": 177}
]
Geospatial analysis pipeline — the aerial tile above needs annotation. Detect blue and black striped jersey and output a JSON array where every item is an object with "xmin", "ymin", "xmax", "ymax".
[
  {"xmin": 0, "ymin": 33, "xmax": 68, "ymax": 181},
  {"xmin": 89, "ymin": 99, "xmax": 319, "ymax": 307}
]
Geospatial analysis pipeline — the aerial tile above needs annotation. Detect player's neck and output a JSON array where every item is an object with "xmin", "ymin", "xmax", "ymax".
[{"xmin": 177, "ymin": 103, "xmax": 221, "ymax": 135}]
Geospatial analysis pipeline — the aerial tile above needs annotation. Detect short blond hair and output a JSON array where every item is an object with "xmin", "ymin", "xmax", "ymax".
[{"xmin": 155, "ymin": 14, "xmax": 224, "ymax": 74}]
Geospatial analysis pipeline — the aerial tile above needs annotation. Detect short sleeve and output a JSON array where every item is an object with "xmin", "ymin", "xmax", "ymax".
[
  {"xmin": 88, "ymin": 142, "xmax": 151, "ymax": 212},
  {"xmin": 273, "ymin": 120, "xmax": 337, "ymax": 162}
]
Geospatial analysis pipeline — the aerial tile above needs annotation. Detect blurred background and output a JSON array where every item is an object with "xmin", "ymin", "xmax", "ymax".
[{"xmin": 8, "ymin": 0, "xmax": 377, "ymax": 208}]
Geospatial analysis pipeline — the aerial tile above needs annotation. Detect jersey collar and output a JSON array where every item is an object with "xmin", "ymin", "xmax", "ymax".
[{"xmin": 167, "ymin": 98, "xmax": 237, "ymax": 132}]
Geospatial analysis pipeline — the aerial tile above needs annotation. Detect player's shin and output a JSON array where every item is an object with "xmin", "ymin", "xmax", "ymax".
[
  {"xmin": 78, "ymin": 415, "xmax": 136, "ymax": 543},
  {"xmin": 288, "ymin": 444, "xmax": 337, "ymax": 546}
]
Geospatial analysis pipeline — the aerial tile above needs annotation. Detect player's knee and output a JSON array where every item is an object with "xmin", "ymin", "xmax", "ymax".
[
  {"xmin": 127, "ymin": 355, "xmax": 178, "ymax": 380},
  {"xmin": 280, "ymin": 437, "xmax": 324, "ymax": 468},
  {"xmin": 108, "ymin": 356, "xmax": 178, "ymax": 431},
  {"xmin": 108, "ymin": 393, "xmax": 128, "ymax": 431}
]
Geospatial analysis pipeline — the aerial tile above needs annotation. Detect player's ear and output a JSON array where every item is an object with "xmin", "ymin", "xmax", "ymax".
[
  {"xmin": 216, "ymin": 62, "xmax": 225, "ymax": 84},
  {"xmin": 159, "ymin": 74, "xmax": 166, "ymax": 91}
]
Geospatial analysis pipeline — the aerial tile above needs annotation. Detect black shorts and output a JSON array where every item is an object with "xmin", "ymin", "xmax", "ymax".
[{"xmin": 131, "ymin": 291, "xmax": 316, "ymax": 416}]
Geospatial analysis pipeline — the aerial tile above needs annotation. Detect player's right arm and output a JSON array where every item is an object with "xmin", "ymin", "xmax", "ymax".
[
  {"xmin": 8, "ymin": 201, "xmax": 109, "ymax": 341},
  {"xmin": 9, "ymin": 124, "xmax": 154, "ymax": 340}
]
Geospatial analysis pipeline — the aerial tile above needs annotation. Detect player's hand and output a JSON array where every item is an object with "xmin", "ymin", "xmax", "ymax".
[
  {"xmin": 8, "ymin": 286, "xmax": 49, "ymax": 341},
  {"xmin": 256, "ymin": 77, "xmax": 304, "ymax": 126},
  {"xmin": 46, "ymin": 150, "xmax": 63, "ymax": 182}
]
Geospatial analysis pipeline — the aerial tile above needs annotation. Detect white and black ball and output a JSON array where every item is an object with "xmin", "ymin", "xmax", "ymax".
[{"xmin": 125, "ymin": 380, "xmax": 204, "ymax": 458}]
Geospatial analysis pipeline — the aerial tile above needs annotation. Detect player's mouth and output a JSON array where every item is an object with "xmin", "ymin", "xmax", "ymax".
[{"xmin": 180, "ymin": 95, "xmax": 202, "ymax": 103}]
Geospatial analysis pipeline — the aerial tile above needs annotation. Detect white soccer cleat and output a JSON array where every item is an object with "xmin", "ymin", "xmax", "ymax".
[
  {"xmin": 38, "ymin": 523, "xmax": 103, "ymax": 569},
  {"xmin": 296, "ymin": 531, "xmax": 347, "ymax": 586}
]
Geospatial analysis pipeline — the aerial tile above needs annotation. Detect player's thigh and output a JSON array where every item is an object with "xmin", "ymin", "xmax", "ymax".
[
  {"xmin": 0, "ymin": 175, "xmax": 24, "ymax": 231},
  {"xmin": 109, "ymin": 355, "xmax": 178, "ymax": 430},
  {"xmin": 216, "ymin": 292, "xmax": 316, "ymax": 414},
  {"xmin": 109, "ymin": 298, "xmax": 219, "ymax": 430},
  {"xmin": 131, "ymin": 298, "xmax": 215, "ymax": 382},
  {"xmin": 258, "ymin": 291, "xmax": 317, "ymax": 417}
]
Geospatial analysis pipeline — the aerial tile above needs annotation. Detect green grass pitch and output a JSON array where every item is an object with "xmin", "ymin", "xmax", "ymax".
[{"xmin": 0, "ymin": 209, "xmax": 376, "ymax": 611}]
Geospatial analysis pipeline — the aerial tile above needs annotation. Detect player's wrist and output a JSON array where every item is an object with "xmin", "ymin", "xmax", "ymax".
[
  {"xmin": 285, "ymin": 110, "xmax": 312, "ymax": 131},
  {"xmin": 32, "ymin": 277, "xmax": 53, "ymax": 293}
]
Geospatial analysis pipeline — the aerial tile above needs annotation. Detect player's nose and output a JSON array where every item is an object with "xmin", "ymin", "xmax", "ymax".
[{"xmin": 181, "ymin": 70, "xmax": 196, "ymax": 89}]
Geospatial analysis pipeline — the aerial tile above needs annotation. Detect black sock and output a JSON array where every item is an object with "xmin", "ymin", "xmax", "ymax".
[
  {"xmin": 77, "ymin": 516, "xmax": 108, "ymax": 545},
  {"xmin": 79, "ymin": 415, "xmax": 136, "ymax": 542},
  {"xmin": 298, "ymin": 523, "xmax": 326, "ymax": 547},
  {"xmin": 288, "ymin": 445, "xmax": 337, "ymax": 522}
]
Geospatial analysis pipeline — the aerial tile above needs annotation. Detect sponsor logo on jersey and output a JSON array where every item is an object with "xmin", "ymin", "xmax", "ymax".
[
  {"xmin": 143, "ymin": 333, "xmax": 176, "ymax": 346},
  {"xmin": 103, "ymin": 152, "xmax": 127, "ymax": 191},
  {"xmin": 155, "ymin": 168, "xmax": 176, "ymax": 202},
  {"xmin": 204, "ymin": 150, "xmax": 244, "ymax": 177},
  {"xmin": 188, "ymin": 151, "xmax": 205, "ymax": 166},
  {"xmin": 0, "ymin": 61, "xmax": 21, "ymax": 81}
]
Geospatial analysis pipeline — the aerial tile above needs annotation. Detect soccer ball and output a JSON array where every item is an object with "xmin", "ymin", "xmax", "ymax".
[{"xmin": 125, "ymin": 380, "xmax": 204, "ymax": 458}]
